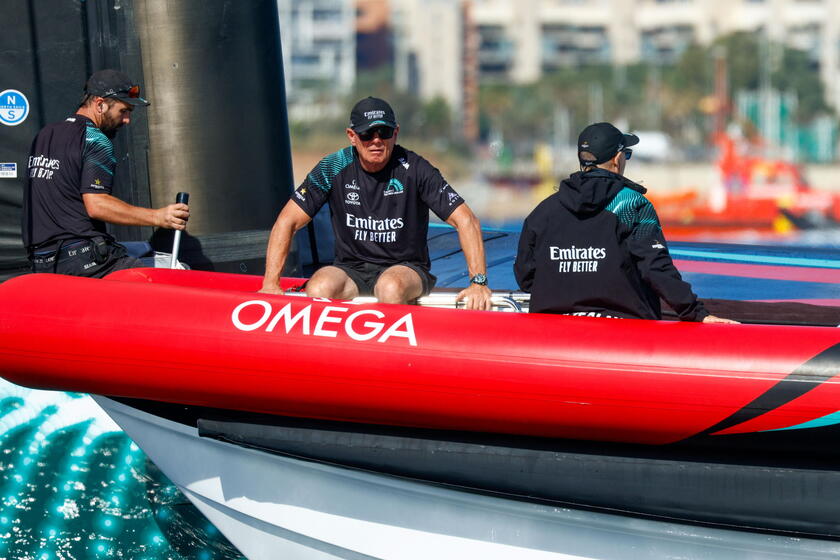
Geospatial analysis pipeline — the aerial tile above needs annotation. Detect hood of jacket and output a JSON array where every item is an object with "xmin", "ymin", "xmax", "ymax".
[{"xmin": 556, "ymin": 168, "xmax": 647, "ymax": 216}]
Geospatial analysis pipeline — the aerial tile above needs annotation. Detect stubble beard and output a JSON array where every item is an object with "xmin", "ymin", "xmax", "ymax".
[{"xmin": 99, "ymin": 114, "xmax": 123, "ymax": 139}]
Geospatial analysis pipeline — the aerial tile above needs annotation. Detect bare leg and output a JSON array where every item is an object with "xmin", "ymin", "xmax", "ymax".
[
  {"xmin": 374, "ymin": 265, "xmax": 424, "ymax": 304},
  {"xmin": 305, "ymin": 266, "xmax": 359, "ymax": 300}
]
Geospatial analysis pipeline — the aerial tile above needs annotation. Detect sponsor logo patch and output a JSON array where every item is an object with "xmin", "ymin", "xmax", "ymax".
[
  {"xmin": 384, "ymin": 178, "xmax": 404, "ymax": 196},
  {"xmin": 0, "ymin": 163, "xmax": 17, "ymax": 179},
  {"xmin": 0, "ymin": 89, "xmax": 30, "ymax": 127}
]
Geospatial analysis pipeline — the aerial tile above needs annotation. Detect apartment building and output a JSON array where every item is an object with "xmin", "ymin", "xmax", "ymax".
[
  {"xmin": 276, "ymin": 0, "xmax": 839, "ymax": 130},
  {"xmin": 392, "ymin": 0, "xmax": 840, "ymax": 116},
  {"xmin": 277, "ymin": 0, "xmax": 356, "ymax": 110}
]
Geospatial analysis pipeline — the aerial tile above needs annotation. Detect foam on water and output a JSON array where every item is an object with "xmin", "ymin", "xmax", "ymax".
[{"xmin": 0, "ymin": 379, "xmax": 243, "ymax": 559}]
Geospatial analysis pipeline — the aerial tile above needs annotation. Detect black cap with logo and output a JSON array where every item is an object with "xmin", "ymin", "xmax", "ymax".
[
  {"xmin": 578, "ymin": 122, "xmax": 638, "ymax": 166},
  {"xmin": 349, "ymin": 97, "xmax": 397, "ymax": 133},
  {"xmin": 85, "ymin": 69, "xmax": 150, "ymax": 107}
]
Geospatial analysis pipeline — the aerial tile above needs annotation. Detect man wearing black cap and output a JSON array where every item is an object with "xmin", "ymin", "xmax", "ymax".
[
  {"xmin": 514, "ymin": 122, "xmax": 736, "ymax": 323},
  {"xmin": 261, "ymin": 96, "xmax": 492, "ymax": 310},
  {"xmin": 22, "ymin": 69, "xmax": 189, "ymax": 277}
]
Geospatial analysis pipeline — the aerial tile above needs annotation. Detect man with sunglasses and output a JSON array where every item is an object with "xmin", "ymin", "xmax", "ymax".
[
  {"xmin": 261, "ymin": 96, "xmax": 492, "ymax": 310},
  {"xmin": 515, "ymin": 122, "xmax": 735, "ymax": 323},
  {"xmin": 22, "ymin": 69, "xmax": 189, "ymax": 277}
]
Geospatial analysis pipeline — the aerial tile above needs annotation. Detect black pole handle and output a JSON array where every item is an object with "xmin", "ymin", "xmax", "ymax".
[{"xmin": 176, "ymin": 192, "xmax": 189, "ymax": 205}]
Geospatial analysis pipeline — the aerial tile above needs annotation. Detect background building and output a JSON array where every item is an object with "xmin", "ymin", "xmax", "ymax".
[
  {"xmin": 277, "ymin": 0, "xmax": 356, "ymax": 120},
  {"xmin": 390, "ymin": 0, "xmax": 840, "ymax": 111},
  {"xmin": 276, "ymin": 0, "xmax": 838, "ymax": 158},
  {"xmin": 356, "ymin": 0, "xmax": 393, "ymax": 70}
]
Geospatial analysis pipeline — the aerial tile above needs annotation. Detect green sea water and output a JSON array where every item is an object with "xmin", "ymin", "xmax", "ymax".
[{"xmin": 0, "ymin": 380, "xmax": 244, "ymax": 560}]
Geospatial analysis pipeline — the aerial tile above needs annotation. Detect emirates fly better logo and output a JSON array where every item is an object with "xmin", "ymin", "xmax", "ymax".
[{"xmin": 550, "ymin": 245, "xmax": 607, "ymax": 273}]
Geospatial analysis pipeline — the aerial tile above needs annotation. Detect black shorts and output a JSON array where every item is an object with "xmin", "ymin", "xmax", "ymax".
[
  {"xmin": 334, "ymin": 261, "xmax": 436, "ymax": 297},
  {"xmin": 30, "ymin": 238, "xmax": 142, "ymax": 278}
]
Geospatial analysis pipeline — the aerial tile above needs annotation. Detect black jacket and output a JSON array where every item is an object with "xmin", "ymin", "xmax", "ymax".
[{"xmin": 514, "ymin": 169, "xmax": 708, "ymax": 321}]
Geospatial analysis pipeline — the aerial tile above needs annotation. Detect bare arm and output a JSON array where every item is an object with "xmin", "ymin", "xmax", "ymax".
[
  {"xmin": 260, "ymin": 201, "xmax": 313, "ymax": 294},
  {"xmin": 445, "ymin": 204, "xmax": 492, "ymax": 311},
  {"xmin": 82, "ymin": 193, "xmax": 189, "ymax": 229}
]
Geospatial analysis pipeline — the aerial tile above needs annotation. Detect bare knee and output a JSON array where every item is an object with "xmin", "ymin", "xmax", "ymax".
[
  {"xmin": 374, "ymin": 276, "xmax": 409, "ymax": 304},
  {"xmin": 305, "ymin": 268, "xmax": 356, "ymax": 299},
  {"xmin": 305, "ymin": 276, "xmax": 336, "ymax": 298}
]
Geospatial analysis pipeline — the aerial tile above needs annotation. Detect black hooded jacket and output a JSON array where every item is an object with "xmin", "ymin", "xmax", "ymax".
[{"xmin": 514, "ymin": 168, "xmax": 708, "ymax": 321}]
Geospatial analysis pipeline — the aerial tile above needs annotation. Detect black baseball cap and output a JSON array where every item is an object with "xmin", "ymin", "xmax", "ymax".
[
  {"xmin": 349, "ymin": 97, "xmax": 397, "ymax": 133},
  {"xmin": 578, "ymin": 122, "xmax": 638, "ymax": 166},
  {"xmin": 85, "ymin": 69, "xmax": 150, "ymax": 106}
]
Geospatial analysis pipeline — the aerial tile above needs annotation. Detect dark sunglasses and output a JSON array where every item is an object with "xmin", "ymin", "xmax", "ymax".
[
  {"xmin": 357, "ymin": 127, "xmax": 394, "ymax": 141},
  {"xmin": 105, "ymin": 85, "xmax": 141, "ymax": 99},
  {"xmin": 622, "ymin": 148, "xmax": 633, "ymax": 160}
]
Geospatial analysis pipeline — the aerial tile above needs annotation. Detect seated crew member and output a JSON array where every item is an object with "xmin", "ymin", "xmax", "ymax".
[
  {"xmin": 261, "ymin": 96, "xmax": 492, "ymax": 310},
  {"xmin": 514, "ymin": 122, "xmax": 737, "ymax": 324},
  {"xmin": 22, "ymin": 69, "xmax": 189, "ymax": 278}
]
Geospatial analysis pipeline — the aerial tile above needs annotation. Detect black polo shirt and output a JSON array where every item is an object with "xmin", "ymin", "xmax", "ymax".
[
  {"xmin": 22, "ymin": 114, "xmax": 116, "ymax": 251},
  {"xmin": 293, "ymin": 145, "xmax": 464, "ymax": 270}
]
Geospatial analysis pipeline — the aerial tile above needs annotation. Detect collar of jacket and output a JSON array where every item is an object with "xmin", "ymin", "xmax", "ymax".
[{"xmin": 581, "ymin": 168, "xmax": 647, "ymax": 195}]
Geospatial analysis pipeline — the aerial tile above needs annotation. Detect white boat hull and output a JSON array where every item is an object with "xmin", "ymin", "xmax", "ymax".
[{"xmin": 91, "ymin": 396, "xmax": 840, "ymax": 560}]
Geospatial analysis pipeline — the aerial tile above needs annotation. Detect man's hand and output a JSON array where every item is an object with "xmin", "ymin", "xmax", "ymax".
[
  {"xmin": 259, "ymin": 283, "xmax": 285, "ymax": 295},
  {"xmin": 82, "ymin": 193, "xmax": 189, "ymax": 229},
  {"xmin": 157, "ymin": 203, "xmax": 190, "ymax": 230},
  {"xmin": 457, "ymin": 283, "xmax": 492, "ymax": 311},
  {"xmin": 702, "ymin": 314, "xmax": 740, "ymax": 324}
]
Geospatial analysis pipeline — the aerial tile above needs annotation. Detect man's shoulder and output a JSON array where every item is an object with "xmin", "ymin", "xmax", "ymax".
[
  {"xmin": 317, "ymin": 146, "xmax": 354, "ymax": 167},
  {"xmin": 80, "ymin": 122, "xmax": 115, "ymax": 162},
  {"xmin": 37, "ymin": 115, "xmax": 86, "ymax": 137},
  {"xmin": 308, "ymin": 147, "xmax": 355, "ymax": 191},
  {"xmin": 534, "ymin": 190, "xmax": 565, "ymax": 210},
  {"xmin": 605, "ymin": 186, "xmax": 656, "ymax": 225},
  {"xmin": 521, "ymin": 193, "xmax": 560, "ymax": 227},
  {"xmin": 83, "ymin": 122, "xmax": 112, "ymax": 146},
  {"xmin": 391, "ymin": 145, "xmax": 440, "ymax": 180},
  {"xmin": 392, "ymin": 146, "xmax": 433, "ymax": 170},
  {"xmin": 615, "ymin": 185, "xmax": 651, "ymax": 206}
]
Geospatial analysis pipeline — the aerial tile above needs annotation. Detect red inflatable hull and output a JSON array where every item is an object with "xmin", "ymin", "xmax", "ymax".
[{"xmin": 1, "ymin": 270, "xmax": 839, "ymax": 447}]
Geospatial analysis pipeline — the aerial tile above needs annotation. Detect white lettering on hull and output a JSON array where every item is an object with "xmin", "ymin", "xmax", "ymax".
[{"xmin": 231, "ymin": 300, "xmax": 417, "ymax": 346}]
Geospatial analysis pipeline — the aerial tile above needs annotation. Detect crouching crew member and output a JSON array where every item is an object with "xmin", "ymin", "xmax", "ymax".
[
  {"xmin": 515, "ymin": 122, "xmax": 737, "ymax": 324},
  {"xmin": 22, "ymin": 69, "xmax": 189, "ymax": 277}
]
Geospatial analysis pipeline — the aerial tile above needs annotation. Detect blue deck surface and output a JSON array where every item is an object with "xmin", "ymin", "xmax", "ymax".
[{"xmin": 428, "ymin": 224, "xmax": 840, "ymax": 303}]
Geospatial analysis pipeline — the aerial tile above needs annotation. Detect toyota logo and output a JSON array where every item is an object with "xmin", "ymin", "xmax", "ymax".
[{"xmin": 347, "ymin": 192, "xmax": 360, "ymax": 201}]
